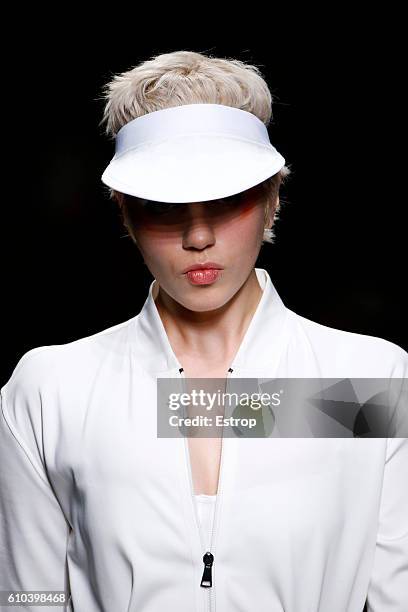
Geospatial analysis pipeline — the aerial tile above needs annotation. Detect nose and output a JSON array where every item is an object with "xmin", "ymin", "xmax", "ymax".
[{"xmin": 182, "ymin": 202, "xmax": 216, "ymax": 250}]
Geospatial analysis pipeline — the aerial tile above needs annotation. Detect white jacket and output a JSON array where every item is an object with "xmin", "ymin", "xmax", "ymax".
[{"xmin": 0, "ymin": 267, "xmax": 407, "ymax": 612}]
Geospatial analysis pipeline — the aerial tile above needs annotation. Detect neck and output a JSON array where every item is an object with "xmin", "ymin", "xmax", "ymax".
[{"xmin": 154, "ymin": 269, "xmax": 263, "ymax": 367}]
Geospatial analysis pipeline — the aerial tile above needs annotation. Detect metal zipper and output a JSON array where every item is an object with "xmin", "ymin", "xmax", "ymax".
[{"xmin": 179, "ymin": 366, "xmax": 234, "ymax": 612}]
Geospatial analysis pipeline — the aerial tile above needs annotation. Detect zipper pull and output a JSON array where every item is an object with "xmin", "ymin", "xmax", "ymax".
[{"xmin": 200, "ymin": 552, "xmax": 214, "ymax": 588}]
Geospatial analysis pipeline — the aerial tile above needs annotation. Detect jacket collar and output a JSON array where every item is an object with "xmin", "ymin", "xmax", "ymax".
[{"xmin": 134, "ymin": 267, "xmax": 290, "ymax": 376}]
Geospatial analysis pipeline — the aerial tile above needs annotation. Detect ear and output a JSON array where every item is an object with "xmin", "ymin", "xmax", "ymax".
[{"xmin": 265, "ymin": 195, "xmax": 279, "ymax": 229}]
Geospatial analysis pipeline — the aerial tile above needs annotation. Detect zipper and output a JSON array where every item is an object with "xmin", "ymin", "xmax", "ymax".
[{"xmin": 179, "ymin": 366, "xmax": 234, "ymax": 612}]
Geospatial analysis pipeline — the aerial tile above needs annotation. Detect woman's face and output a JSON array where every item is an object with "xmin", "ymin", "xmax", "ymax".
[{"xmin": 125, "ymin": 184, "xmax": 273, "ymax": 312}]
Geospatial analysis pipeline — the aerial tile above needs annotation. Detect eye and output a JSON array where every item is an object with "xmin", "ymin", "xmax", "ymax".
[
  {"xmin": 142, "ymin": 201, "xmax": 180, "ymax": 215},
  {"xmin": 217, "ymin": 193, "xmax": 244, "ymax": 205}
]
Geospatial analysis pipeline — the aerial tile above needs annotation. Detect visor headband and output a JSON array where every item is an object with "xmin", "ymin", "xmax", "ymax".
[{"xmin": 114, "ymin": 103, "xmax": 272, "ymax": 158}]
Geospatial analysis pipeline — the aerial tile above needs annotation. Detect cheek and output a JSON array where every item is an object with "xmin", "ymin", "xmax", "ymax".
[
  {"xmin": 133, "ymin": 227, "xmax": 180, "ymax": 273},
  {"xmin": 136, "ymin": 232, "xmax": 174, "ymax": 260},
  {"xmin": 220, "ymin": 202, "xmax": 265, "ymax": 243}
]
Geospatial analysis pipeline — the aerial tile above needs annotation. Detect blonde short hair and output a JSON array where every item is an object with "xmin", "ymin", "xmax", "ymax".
[{"xmin": 99, "ymin": 50, "xmax": 291, "ymax": 244}]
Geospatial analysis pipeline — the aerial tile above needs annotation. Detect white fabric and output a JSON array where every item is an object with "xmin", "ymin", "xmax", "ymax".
[
  {"xmin": 101, "ymin": 103, "xmax": 286, "ymax": 203},
  {"xmin": 194, "ymin": 494, "xmax": 217, "ymax": 553},
  {"xmin": 1, "ymin": 267, "xmax": 407, "ymax": 612}
]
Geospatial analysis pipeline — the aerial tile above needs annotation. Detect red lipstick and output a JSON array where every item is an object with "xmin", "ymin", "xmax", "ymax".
[{"xmin": 182, "ymin": 262, "xmax": 224, "ymax": 285}]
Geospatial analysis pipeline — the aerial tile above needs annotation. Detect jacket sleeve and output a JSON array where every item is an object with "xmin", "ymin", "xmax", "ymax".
[
  {"xmin": 366, "ymin": 437, "xmax": 408, "ymax": 611},
  {"xmin": 0, "ymin": 348, "xmax": 71, "ymax": 611},
  {"xmin": 366, "ymin": 345, "xmax": 408, "ymax": 611}
]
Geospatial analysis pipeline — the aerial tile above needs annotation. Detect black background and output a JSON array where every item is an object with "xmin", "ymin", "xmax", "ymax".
[{"xmin": 1, "ymin": 16, "xmax": 406, "ymax": 388}]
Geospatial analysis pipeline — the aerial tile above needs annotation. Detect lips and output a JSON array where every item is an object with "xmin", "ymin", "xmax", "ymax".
[{"xmin": 182, "ymin": 262, "xmax": 224, "ymax": 274}]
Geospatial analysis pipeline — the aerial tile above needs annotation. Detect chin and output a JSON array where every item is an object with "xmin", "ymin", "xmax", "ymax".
[{"xmin": 182, "ymin": 291, "xmax": 230, "ymax": 313}]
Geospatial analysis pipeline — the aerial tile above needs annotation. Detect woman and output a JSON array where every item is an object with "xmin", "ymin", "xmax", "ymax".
[{"xmin": 0, "ymin": 51, "xmax": 406, "ymax": 612}]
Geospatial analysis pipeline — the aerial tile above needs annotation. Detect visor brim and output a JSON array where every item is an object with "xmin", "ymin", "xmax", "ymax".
[{"xmin": 101, "ymin": 135, "xmax": 285, "ymax": 203}]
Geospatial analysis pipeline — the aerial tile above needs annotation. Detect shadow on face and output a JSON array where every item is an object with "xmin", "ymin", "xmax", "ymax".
[{"xmin": 121, "ymin": 183, "xmax": 267, "ymax": 234}]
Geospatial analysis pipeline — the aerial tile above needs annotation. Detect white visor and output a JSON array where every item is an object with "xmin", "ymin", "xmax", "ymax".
[{"xmin": 101, "ymin": 103, "xmax": 286, "ymax": 203}]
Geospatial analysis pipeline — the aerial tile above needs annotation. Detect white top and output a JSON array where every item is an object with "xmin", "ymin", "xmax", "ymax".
[
  {"xmin": 194, "ymin": 494, "xmax": 217, "ymax": 552},
  {"xmin": 0, "ymin": 267, "xmax": 407, "ymax": 612}
]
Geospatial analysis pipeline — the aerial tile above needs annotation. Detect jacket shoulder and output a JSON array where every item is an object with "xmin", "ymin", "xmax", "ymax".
[
  {"xmin": 1, "ymin": 315, "xmax": 137, "ymax": 408},
  {"xmin": 288, "ymin": 310, "xmax": 408, "ymax": 377}
]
